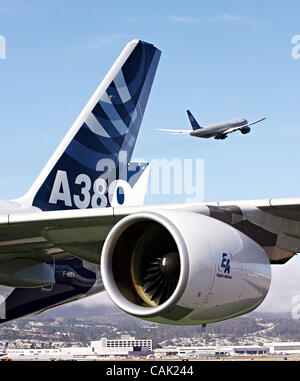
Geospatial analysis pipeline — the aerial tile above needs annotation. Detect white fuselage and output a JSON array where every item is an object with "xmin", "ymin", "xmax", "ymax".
[
  {"xmin": 190, "ymin": 118, "xmax": 247, "ymax": 138},
  {"xmin": 0, "ymin": 199, "xmax": 39, "ymax": 216}
]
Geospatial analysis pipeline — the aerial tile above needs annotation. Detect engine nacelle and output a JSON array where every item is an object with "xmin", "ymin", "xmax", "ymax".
[
  {"xmin": 240, "ymin": 126, "xmax": 251, "ymax": 134},
  {"xmin": 214, "ymin": 134, "xmax": 228, "ymax": 140},
  {"xmin": 101, "ymin": 211, "xmax": 271, "ymax": 325}
]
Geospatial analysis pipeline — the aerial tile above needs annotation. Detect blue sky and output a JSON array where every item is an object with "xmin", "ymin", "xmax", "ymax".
[
  {"xmin": 1, "ymin": 0, "xmax": 300, "ymax": 312},
  {"xmin": 0, "ymin": 0, "xmax": 300, "ymax": 202}
]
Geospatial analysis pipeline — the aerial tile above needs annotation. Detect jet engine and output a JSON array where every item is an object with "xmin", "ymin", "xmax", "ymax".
[
  {"xmin": 101, "ymin": 211, "xmax": 271, "ymax": 325},
  {"xmin": 240, "ymin": 126, "xmax": 251, "ymax": 134},
  {"xmin": 214, "ymin": 134, "xmax": 228, "ymax": 140}
]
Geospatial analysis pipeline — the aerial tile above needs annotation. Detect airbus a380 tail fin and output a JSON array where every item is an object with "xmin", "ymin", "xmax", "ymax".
[{"xmin": 21, "ymin": 40, "xmax": 161, "ymax": 211}]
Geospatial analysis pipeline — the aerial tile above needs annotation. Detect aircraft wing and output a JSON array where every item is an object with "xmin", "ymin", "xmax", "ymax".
[
  {"xmin": 157, "ymin": 129, "xmax": 191, "ymax": 135},
  {"xmin": 1, "ymin": 196, "xmax": 300, "ymax": 323},
  {"xmin": 247, "ymin": 117, "xmax": 267, "ymax": 126},
  {"xmin": 2, "ymin": 196, "xmax": 300, "ymax": 266},
  {"xmin": 223, "ymin": 117, "xmax": 266, "ymax": 135},
  {"xmin": 0, "ymin": 208, "xmax": 117, "ymax": 263}
]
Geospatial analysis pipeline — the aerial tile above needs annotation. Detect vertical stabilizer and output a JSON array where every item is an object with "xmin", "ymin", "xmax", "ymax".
[
  {"xmin": 187, "ymin": 110, "xmax": 202, "ymax": 130},
  {"xmin": 20, "ymin": 40, "xmax": 161, "ymax": 211}
]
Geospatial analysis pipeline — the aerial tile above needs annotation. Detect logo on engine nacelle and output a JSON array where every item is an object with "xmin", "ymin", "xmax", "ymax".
[
  {"xmin": 221, "ymin": 253, "xmax": 231, "ymax": 274},
  {"xmin": 217, "ymin": 253, "xmax": 232, "ymax": 279}
]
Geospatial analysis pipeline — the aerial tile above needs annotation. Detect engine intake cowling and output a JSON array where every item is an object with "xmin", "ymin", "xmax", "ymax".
[
  {"xmin": 240, "ymin": 126, "xmax": 251, "ymax": 134},
  {"xmin": 101, "ymin": 210, "xmax": 271, "ymax": 325}
]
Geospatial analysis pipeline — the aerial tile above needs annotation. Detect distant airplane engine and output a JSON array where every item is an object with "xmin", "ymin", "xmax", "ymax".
[
  {"xmin": 240, "ymin": 126, "xmax": 251, "ymax": 134},
  {"xmin": 214, "ymin": 134, "xmax": 228, "ymax": 140},
  {"xmin": 101, "ymin": 211, "xmax": 271, "ymax": 325}
]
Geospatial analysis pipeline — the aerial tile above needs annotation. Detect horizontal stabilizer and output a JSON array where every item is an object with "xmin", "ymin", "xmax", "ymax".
[{"xmin": 157, "ymin": 128, "xmax": 191, "ymax": 135}]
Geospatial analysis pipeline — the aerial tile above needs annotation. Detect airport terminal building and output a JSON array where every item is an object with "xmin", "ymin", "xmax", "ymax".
[
  {"xmin": 174, "ymin": 342, "xmax": 300, "ymax": 357},
  {"xmin": 6, "ymin": 338, "xmax": 300, "ymax": 360},
  {"xmin": 7, "ymin": 335, "xmax": 153, "ymax": 360}
]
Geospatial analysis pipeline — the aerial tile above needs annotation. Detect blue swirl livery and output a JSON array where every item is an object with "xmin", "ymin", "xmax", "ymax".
[{"xmin": 23, "ymin": 39, "xmax": 161, "ymax": 211}]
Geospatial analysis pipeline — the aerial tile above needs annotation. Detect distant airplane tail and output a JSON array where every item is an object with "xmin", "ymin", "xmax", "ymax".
[
  {"xmin": 187, "ymin": 110, "xmax": 202, "ymax": 130},
  {"xmin": 19, "ymin": 39, "xmax": 161, "ymax": 211}
]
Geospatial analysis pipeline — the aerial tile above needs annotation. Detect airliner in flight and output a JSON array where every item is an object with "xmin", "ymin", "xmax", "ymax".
[
  {"xmin": 158, "ymin": 110, "xmax": 266, "ymax": 139},
  {"xmin": 0, "ymin": 39, "xmax": 299, "ymax": 328}
]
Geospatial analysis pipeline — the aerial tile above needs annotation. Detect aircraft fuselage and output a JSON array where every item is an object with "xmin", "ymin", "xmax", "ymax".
[{"xmin": 190, "ymin": 118, "xmax": 247, "ymax": 138}]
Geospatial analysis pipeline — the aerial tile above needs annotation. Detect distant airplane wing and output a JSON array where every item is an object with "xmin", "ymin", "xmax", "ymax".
[
  {"xmin": 223, "ymin": 117, "xmax": 266, "ymax": 135},
  {"xmin": 157, "ymin": 129, "xmax": 191, "ymax": 135},
  {"xmin": 247, "ymin": 117, "xmax": 266, "ymax": 126}
]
